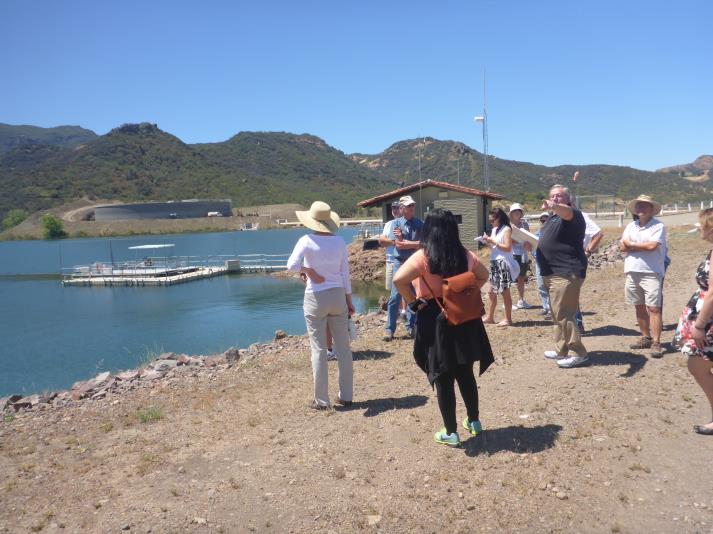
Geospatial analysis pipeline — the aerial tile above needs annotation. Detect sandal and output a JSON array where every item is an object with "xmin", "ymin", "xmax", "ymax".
[
  {"xmin": 482, "ymin": 318, "xmax": 495, "ymax": 324},
  {"xmin": 694, "ymin": 423, "xmax": 713, "ymax": 435},
  {"xmin": 496, "ymin": 320, "xmax": 511, "ymax": 327}
]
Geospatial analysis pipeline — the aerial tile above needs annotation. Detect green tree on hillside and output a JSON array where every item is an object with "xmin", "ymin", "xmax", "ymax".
[
  {"xmin": 2, "ymin": 209, "xmax": 28, "ymax": 229},
  {"xmin": 41, "ymin": 214, "xmax": 67, "ymax": 239}
]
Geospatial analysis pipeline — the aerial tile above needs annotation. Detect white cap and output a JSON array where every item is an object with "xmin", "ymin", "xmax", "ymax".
[
  {"xmin": 539, "ymin": 212, "xmax": 550, "ymax": 219},
  {"xmin": 509, "ymin": 203, "xmax": 524, "ymax": 213},
  {"xmin": 400, "ymin": 195, "xmax": 416, "ymax": 206}
]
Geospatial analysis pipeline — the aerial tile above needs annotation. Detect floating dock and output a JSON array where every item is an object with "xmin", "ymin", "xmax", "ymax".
[{"xmin": 61, "ymin": 244, "xmax": 289, "ymax": 287}]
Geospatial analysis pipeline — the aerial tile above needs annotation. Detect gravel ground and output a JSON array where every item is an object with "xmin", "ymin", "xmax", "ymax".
[{"xmin": 1, "ymin": 229, "xmax": 712, "ymax": 533}]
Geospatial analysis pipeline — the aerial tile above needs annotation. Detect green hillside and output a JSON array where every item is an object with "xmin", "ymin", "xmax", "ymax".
[
  {"xmin": 352, "ymin": 138, "xmax": 710, "ymax": 206},
  {"xmin": 0, "ymin": 124, "xmax": 709, "ymax": 222},
  {"xmin": 0, "ymin": 123, "xmax": 97, "ymax": 154},
  {"xmin": 0, "ymin": 123, "xmax": 392, "ymax": 219}
]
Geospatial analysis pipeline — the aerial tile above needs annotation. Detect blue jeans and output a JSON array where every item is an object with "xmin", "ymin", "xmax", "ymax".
[
  {"xmin": 535, "ymin": 263, "xmax": 550, "ymax": 314},
  {"xmin": 386, "ymin": 259, "xmax": 415, "ymax": 334}
]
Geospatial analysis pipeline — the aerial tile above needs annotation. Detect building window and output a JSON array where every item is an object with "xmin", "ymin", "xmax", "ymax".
[
  {"xmin": 438, "ymin": 191, "xmax": 449, "ymax": 198},
  {"xmin": 454, "ymin": 214, "xmax": 463, "ymax": 224}
]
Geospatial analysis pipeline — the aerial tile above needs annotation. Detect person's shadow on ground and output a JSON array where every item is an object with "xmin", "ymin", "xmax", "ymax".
[
  {"xmin": 352, "ymin": 350, "xmax": 392, "ymax": 361},
  {"xmin": 588, "ymin": 350, "xmax": 647, "ymax": 377},
  {"xmin": 511, "ymin": 320, "xmax": 553, "ymax": 327},
  {"xmin": 464, "ymin": 424, "xmax": 562, "ymax": 456},
  {"xmin": 586, "ymin": 325, "xmax": 640, "ymax": 337},
  {"xmin": 336, "ymin": 395, "xmax": 429, "ymax": 417}
]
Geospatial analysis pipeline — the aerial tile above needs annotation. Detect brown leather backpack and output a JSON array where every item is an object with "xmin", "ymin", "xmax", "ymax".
[{"xmin": 420, "ymin": 271, "xmax": 484, "ymax": 326}]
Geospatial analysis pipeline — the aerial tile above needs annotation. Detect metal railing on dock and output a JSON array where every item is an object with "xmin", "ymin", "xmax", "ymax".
[{"xmin": 61, "ymin": 253, "xmax": 291, "ymax": 287}]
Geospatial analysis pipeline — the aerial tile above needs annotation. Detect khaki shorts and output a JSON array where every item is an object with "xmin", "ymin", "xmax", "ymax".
[
  {"xmin": 385, "ymin": 261, "xmax": 394, "ymax": 290},
  {"xmin": 625, "ymin": 272, "xmax": 663, "ymax": 308}
]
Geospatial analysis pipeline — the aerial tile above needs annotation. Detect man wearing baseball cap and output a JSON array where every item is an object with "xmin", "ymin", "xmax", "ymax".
[{"xmin": 381, "ymin": 195, "xmax": 423, "ymax": 341}]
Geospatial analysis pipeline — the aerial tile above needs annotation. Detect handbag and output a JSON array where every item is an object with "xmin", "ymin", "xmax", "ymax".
[{"xmin": 420, "ymin": 271, "xmax": 484, "ymax": 326}]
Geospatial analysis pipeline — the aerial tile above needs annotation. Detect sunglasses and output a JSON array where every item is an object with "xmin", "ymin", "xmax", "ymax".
[{"xmin": 539, "ymin": 218, "xmax": 549, "ymax": 222}]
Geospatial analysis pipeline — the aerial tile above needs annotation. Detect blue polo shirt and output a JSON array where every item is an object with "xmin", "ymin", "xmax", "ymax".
[{"xmin": 393, "ymin": 216, "xmax": 424, "ymax": 262}]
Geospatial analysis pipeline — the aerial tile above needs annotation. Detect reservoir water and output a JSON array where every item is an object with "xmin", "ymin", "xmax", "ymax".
[{"xmin": 0, "ymin": 229, "xmax": 385, "ymax": 397}]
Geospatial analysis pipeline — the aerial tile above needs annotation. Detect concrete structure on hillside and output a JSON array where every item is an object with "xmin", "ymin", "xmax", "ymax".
[
  {"xmin": 92, "ymin": 200, "xmax": 232, "ymax": 221},
  {"xmin": 357, "ymin": 180, "xmax": 504, "ymax": 244}
]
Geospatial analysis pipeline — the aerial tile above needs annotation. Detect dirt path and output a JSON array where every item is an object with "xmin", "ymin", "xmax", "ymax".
[{"xmin": 1, "ymin": 230, "xmax": 713, "ymax": 533}]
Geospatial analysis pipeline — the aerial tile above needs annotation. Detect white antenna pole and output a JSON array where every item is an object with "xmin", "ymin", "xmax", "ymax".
[
  {"xmin": 483, "ymin": 69, "xmax": 489, "ymax": 192},
  {"xmin": 473, "ymin": 70, "xmax": 490, "ymax": 192}
]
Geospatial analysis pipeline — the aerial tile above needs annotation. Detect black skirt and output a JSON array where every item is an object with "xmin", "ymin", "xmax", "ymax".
[{"xmin": 413, "ymin": 299, "xmax": 495, "ymax": 385}]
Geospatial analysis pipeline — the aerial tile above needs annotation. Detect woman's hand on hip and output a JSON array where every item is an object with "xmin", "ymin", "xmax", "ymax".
[{"xmin": 304, "ymin": 267, "xmax": 325, "ymax": 284}]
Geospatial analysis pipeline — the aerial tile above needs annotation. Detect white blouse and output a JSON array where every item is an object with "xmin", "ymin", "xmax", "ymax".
[{"xmin": 287, "ymin": 234, "xmax": 352, "ymax": 294}]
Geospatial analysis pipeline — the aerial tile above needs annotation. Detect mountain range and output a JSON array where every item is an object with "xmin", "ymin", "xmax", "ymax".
[{"xmin": 0, "ymin": 122, "xmax": 709, "ymax": 220}]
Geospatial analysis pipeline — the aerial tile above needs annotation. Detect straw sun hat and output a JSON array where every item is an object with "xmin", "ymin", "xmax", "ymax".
[
  {"xmin": 627, "ymin": 195, "xmax": 661, "ymax": 215},
  {"xmin": 295, "ymin": 201, "xmax": 341, "ymax": 234}
]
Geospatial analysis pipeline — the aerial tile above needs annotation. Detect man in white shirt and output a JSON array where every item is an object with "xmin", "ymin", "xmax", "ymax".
[
  {"xmin": 379, "ymin": 201, "xmax": 402, "ymax": 290},
  {"xmin": 620, "ymin": 195, "xmax": 667, "ymax": 358},
  {"xmin": 576, "ymin": 212, "xmax": 603, "ymax": 333}
]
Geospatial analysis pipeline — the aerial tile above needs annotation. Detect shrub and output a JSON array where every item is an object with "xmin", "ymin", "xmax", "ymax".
[
  {"xmin": 41, "ymin": 214, "xmax": 67, "ymax": 239},
  {"xmin": 2, "ymin": 209, "xmax": 28, "ymax": 230}
]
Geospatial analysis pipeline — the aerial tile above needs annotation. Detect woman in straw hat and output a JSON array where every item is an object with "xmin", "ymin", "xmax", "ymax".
[{"xmin": 287, "ymin": 201, "xmax": 354, "ymax": 410}]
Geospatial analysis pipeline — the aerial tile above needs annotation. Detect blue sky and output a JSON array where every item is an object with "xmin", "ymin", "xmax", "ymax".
[{"xmin": 1, "ymin": 0, "xmax": 711, "ymax": 171}]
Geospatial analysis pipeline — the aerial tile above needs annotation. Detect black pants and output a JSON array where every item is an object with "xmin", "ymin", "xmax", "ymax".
[{"xmin": 434, "ymin": 363, "xmax": 479, "ymax": 434}]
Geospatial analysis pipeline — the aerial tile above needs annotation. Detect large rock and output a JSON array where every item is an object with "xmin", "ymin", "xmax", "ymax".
[
  {"xmin": 71, "ymin": 371, "xmax": 112, "ymax": 401},
  {"xmin": 0, "ymin": 395, "xmax": 22, "ymax": 411},
  {"xmin": 151, "ymin": 360, "xmax": 179, "ymax": 373},
  {"xmin": 116, "ymin": 370, "xmax": 140, "ymax": 381},
  {"xmin": 12, "ymin": 393, "xmax": 56, "ymax": 410},
  {"xmin": 274, "ymin": 330, "xmax": 287, "ymax": 341},
  {"xmin": 223, "ymin": 347, "xmax": 241, "ymax": 363}
]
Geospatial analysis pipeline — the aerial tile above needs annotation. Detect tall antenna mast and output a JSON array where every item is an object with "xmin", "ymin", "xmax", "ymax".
[{"xmin": 474, "ymin": 70, "xmax": 489, "ymax": 191}]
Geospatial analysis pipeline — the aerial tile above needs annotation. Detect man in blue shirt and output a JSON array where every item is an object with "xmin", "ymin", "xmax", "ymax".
[{"xmin": 381, "ymin": 195, "xmax": 423, "ymax": 341}]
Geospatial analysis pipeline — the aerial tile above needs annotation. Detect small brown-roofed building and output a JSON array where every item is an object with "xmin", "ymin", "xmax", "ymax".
[{"xmin": 358, "ymin": 179, "xmax": 504, "ymax": 244}]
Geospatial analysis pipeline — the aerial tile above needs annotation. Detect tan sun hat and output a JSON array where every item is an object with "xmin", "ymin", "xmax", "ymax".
[
  {"xmin": 509, "ymin": 202, "xmax": 525, "ymax": 213},
  {"xmin": 627, "ymin": 195, "xmax": 661, "ymax": 215},
  {"xmin": 295, "ymin": 201, "xmax": 340, "ymax": 234}
]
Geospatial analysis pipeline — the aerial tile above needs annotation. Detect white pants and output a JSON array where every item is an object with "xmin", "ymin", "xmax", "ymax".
[{"xmin": 303, "ymin": 287, "xmax": 353, "ymax": 406}]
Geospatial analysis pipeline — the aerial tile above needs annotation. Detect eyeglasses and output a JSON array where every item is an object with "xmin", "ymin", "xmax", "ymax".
[{"xmin": 539, "ymin": 218, "xmax": 549, "ymax": 222}]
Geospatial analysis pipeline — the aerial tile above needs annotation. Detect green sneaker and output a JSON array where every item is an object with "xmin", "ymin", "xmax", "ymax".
[
  {"xmin": 463, "ymin": 418, "xmax": 483, "ymax": 436},
  {"xmin": 434, "ymin": 428, "xmax": 461, "ymax": 447}
]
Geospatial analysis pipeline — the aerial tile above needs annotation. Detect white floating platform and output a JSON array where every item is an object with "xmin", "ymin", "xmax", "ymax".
[{"xmin": 62, "ymin": 267, "xmax": 229, "ymax": 287}]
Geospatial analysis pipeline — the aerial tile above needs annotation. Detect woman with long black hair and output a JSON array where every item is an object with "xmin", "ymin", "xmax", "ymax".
[{"xmin": 394, "ymin": 209, "xmax": 494, "ymax": 447}]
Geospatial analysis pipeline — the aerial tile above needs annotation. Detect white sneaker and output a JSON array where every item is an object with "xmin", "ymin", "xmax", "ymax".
[
  {"xmin": 516, "ymin": 300, "xmax": 533, "ymax": 309},
  {"xmin": 327, "ymin": 349, "xmax": 337, "ymax": 361},
  {"xmin": 544, "ymin": 350, "xmax": 561, "ymax": 360},
  {"xmin": 557, "ymin": 355, "xmax": 589, "ymax": 368}
]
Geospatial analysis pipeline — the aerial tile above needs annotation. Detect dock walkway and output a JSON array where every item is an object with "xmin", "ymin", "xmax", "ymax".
[{"xmin": 62, "ymin": 253, "xmax": 290, "ymax": 287}]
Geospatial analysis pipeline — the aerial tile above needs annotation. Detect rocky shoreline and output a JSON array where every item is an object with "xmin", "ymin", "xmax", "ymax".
[{"xmin": 0, "ymin": 314, "xmax": 382, "ymax": 417}]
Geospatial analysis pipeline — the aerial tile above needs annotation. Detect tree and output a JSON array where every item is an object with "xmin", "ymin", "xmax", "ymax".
[
  {"xmin": 2, "ymin": 209, "xmax": 29, "ymax": 230},
  {"xmin": 41, "ymin": 214, "xmax": 67, "ymax": 239}
]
